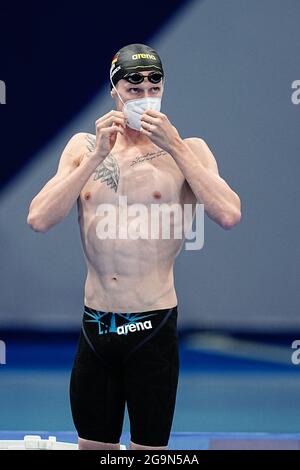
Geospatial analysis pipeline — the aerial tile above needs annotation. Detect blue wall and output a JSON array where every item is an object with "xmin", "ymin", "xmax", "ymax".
[{"xmin": 1, "ymin": 0, "xmax": 299, "ymax": 331}]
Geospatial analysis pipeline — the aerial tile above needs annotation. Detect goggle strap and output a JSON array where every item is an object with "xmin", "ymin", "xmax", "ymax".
[{"xmin": 110, "ymin": 73, "xmax": 125, "ymax": 105}]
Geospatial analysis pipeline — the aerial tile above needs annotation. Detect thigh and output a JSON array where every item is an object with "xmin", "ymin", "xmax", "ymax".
[
  {"xmin": 70, "ymin": 331, "xmax": 126, "ymax": 444},
  {"xmin": 124, "ymin": 309, "xmax": 180, "ymax": 447}
]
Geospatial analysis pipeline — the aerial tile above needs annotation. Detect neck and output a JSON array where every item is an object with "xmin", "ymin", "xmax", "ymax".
[{"xmin": 114, "ymin": 126, "xmax": 151, "ymax": 149}]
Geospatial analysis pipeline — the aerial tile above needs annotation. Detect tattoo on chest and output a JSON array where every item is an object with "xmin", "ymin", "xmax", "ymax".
[
  {"xmin": 130, "ymin": 150, "xmax": 166, "ymax": 167},
  {"xmin": 84, "ymin": 135, "xmax": 166, "ymax": 193},
  {"xmin": 94, "ymin": 154, "xmax": 120, "ymax": 192},
  {"xmin": 85, "ymin": 133, "xmax": 120, "ymax": 192},
  {"xmin": 86, "ymin": 133, "xmax": 96, "ymax": 152}
]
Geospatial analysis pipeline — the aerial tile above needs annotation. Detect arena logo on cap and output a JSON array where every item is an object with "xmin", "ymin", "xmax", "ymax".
[{"xmin": 132, "ymin": 53, "xmax": 157, "ymax": 61}]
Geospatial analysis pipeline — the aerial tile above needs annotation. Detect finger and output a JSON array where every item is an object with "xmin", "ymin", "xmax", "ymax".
[
  {"xmin": 140, "ymin": 121, "xmax": 154, "ymax": 132},
  {"xmin": 100, "ymin": 110, "xmax": 126, "ymax": 120},
  {"xmin": 143, "ymin": 109, "xmax": 162, "ymax": 117},
  {"xmin": 97, "ymin": 116, "xmax": 126, "ymax": 129},
  {"xmin": 141, "ymin": 113, "xmax": 159, "ymax": 124},
  {"xmin": 100, "ymin": 115, "xmax": 126, "ymax": 126},
  {"xmin": 140, "ymin": 128, "xmax": 152, "ymax": 137},
  {"xmin": 140, "ymin": 124, "xmax": 152, "ymax": 136},
  {"xmin": 101, "ymin": 125, "xmax": 124, "ymax": 135},
  {"xmin": 96, "ymin": 110, "xmax": 126, "ymax": 124},
  {"xmin": 105, "ymin": 116, "xmax": 126, "ymax": 127}
]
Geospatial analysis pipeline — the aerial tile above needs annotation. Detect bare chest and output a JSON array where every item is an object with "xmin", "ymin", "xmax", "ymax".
[{"xmin": 79, "ymin": 147, "xmax": 185, "ymax": 209}]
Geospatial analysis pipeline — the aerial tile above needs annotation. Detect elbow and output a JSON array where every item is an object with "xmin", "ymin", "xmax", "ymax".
[
  {"xmin": 221, "ymin": 193, "xmax": 242, "ymax": 230},
  {"xmin": 221, "ymin": 209, "xmax": 242, "ymax": 230},
  {"xmin": 27, "ymin": 212, "xmax": 49, "ymax": 233}
]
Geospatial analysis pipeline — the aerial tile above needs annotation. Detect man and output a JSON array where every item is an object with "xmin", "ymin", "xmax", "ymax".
[{"xmin": 27, "ymin": 43, "xmax": 241, "ymax": 450}]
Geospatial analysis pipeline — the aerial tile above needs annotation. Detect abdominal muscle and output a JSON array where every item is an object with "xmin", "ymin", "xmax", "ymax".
[{"xmin": 80, "ymin": 208, "xmax": 183, "ymax": 313}]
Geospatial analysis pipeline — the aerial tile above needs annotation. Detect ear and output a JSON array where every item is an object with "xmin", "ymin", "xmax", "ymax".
[{"xmin": 111, "ymin": 88, "xmax": 116, "ymax": 98}]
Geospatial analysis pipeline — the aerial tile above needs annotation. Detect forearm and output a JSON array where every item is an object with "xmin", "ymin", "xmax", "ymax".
[
  {"xmin": 28, "ymin": 152, "xmax": 102, "ymax": 232},
  {"xmin": 169, "ymin": 138, "xmax": 241, "ymax": 228}
]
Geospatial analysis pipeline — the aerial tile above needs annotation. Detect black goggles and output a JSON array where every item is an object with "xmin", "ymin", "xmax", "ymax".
[{"xmin": 123, "ymin": 71, "xmax": 164, "ymax": 85}]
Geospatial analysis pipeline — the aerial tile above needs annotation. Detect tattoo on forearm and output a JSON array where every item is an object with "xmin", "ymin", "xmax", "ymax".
[
  {"xmin": 130, "ymin": 150, "xmax": 166, "ymax": 167},
  {"xmin": 85, "ymin": 133, "xmax": 120, "ymax": 192}
]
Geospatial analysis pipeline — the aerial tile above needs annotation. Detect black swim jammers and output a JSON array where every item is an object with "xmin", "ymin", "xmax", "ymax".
[{"xmin": 70, "ymin": 305, "xmax": 179, "ymax": 447}]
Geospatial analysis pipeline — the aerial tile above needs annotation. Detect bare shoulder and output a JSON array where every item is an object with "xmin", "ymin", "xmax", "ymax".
[
  {"xmin": 184, "ymin": 137, "xmax": 219, "ymax": 175},
  {"xmin": 31, "ymin": 132, "xmax": 95, "ymax": 197},
  {"xmin": 64, "ymin": 131, "xmax": 95, "ymax": 155},
  {"xmin": 60, "ymin": 132, "xmax": 96, "ymax": 167}
]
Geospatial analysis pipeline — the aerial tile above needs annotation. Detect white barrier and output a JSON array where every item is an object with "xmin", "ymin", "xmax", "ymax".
[{"xmin": 0, "ymin": 435, "xmax": 126, "ymax": 450}]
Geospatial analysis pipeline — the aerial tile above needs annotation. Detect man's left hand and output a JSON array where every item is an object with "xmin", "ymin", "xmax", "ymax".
[{"xmin": 140, "ymin": 110, "xmax": 181, "ymax": 153}]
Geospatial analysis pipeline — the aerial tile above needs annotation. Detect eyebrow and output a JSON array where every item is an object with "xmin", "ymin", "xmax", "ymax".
[{"xmin": 126, "ymin": 84, "xmax": 162, "ymax": 88}]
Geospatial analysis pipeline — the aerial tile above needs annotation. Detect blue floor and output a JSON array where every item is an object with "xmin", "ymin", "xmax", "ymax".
[
  {"xmin": 1, "ymin": 369, "xmax": 300, "ymax": 433},
  {"xmin": 1, "ymin": 334, "xmax": 300, "ymax": 438}
]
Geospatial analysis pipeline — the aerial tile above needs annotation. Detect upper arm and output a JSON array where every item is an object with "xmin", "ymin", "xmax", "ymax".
[
  {"xmin": 54, "ymin": 132, "xmax": 89, "ymax": 178},
  {"xmin": 35, "ymin": 132, "xmax": 90, "ymax": 195},
  {"xmin": 184, "ymin": 137, "xmax": 219, "ymax": 175}
]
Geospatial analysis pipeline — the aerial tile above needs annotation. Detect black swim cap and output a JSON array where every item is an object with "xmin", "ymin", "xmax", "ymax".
[{"xmin": 110, "ymin": 43, "xmax": 164, "ymax": 88}]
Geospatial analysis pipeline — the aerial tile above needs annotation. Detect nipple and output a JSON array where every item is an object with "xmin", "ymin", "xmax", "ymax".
[{"xmin": 153, "ymin": 191, "xmax": 161, "ymax": 199}]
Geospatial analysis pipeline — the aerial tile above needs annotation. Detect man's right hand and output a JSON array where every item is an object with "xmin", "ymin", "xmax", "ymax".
[{"xmin": 91, "ymin": 110, "xmax": 126, "ymax": 161}]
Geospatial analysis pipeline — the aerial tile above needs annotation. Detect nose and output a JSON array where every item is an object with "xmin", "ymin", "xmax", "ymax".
[{"xmin": 143, "ymin": 85, "xmax": 154, "ymax": 97}]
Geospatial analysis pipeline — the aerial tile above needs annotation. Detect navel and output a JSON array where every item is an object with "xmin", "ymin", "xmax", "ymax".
[{"xmin": 84, "ymin": 191, "xmax": 91, "ymax": 200}]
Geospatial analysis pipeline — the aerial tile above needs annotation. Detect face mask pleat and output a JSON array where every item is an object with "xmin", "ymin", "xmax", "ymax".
[{"xmin": 123, "ymin": 97, "xmax": 161, "ymax": 131}]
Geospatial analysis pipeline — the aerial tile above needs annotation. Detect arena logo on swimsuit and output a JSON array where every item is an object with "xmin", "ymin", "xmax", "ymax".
[{"xmin": 117, "ymin": 319, "xmax": 153, "ymax": 335}]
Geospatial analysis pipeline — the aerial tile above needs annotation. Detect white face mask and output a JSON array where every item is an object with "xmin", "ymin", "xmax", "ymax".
[
  {"xmin": 110, "ymin": 74, "xmax": 162, "ymax": 131},
  {"xmin": 123, "ymin": 97, "xmax": 161, "ymax": 131}
]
